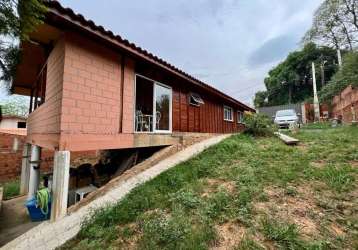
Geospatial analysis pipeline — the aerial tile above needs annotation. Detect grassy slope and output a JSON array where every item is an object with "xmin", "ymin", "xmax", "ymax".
[{"xmin": 61, "ymin": 126, "xmax": 358, "ymax": 250}]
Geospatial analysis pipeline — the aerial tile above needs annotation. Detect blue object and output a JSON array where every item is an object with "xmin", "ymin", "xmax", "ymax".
[{"xmin": 25, "ymin": 197, "xmax": 51, "ymax": 221}]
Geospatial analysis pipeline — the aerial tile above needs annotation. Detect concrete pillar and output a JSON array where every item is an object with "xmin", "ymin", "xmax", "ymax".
[
  {"xmin": 27, "ymin": 145, "xmax": 41, "ymax": 200},
  {"xmin": 51, "ymin": 151, "xmax": 70, "ymax": 221},
  {"xmin": 20, "ymin": 143, "xmax": 31, "ymax": 195}
]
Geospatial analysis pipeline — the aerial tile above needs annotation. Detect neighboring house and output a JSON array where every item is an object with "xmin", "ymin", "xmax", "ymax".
[
  {"xmin": 11, "ymin": 1, "xmax": 254, "ymax": 221},
  {"xmin": 0, "ymin": 115, "xmax": 26, "ymax": 129}
]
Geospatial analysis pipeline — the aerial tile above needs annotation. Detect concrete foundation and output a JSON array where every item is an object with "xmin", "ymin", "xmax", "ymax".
[{"xmin": 51, "ymin": 151, "xmax": 70, "ymax": 222}]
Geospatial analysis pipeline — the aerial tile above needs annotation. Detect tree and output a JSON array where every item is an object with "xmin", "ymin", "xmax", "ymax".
[
  {"xmin": 319, "ymin": 51, "xmax": 358, "ymax": 101},
  {"xmin": 0, "ymin": 0, "xmax": 47, "ymax": 87},
  {"xmin": 0, "ymin": 95, "xmax": 29, "ymax": 117},
  {"xmin": 303, "ymin": 0, "xmax": 358, "ymax": 50},
  {"xmin": 254, "ymin": 43, "xmax": 338, "ymax": 108},
  {"xmin": 253, "ymin": 91, "xmax": 268, "ymax": 108}
]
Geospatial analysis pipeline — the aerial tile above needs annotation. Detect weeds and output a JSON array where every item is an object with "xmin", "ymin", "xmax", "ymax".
[
  {"xmin": 0, "ymin": 179, "xmax": 20, "ymax": 200},
  {"xmin": 61, "ymin": 126, "xmax": 358, "ymax": 249}
]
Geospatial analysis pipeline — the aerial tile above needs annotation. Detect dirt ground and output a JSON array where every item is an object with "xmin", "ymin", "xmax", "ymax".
[{"xmin": 0, "ymin": 195, "xmax": 41, "ymax": 246}]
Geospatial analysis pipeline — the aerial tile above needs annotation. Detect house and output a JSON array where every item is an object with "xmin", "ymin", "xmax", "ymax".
[
  {"xmin": 11, "ymin": 1, "xmax": 254, "ymax": 221},
  {"xmin": 0, "ymin": 115, "xmax": 26, "ymax": 129}
]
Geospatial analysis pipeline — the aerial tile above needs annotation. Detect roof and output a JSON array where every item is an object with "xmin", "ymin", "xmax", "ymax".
[{"xmin": 45, "ymin": 1, "xmax": 255, "ymax": 112}]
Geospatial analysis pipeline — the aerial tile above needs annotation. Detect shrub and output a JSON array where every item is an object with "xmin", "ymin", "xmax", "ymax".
[{"xmin": 243, "ymin": 113, "xmax": 276, "ymax": 136}]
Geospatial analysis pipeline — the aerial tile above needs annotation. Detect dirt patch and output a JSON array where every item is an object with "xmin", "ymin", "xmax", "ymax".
[
  {"xmin": 349, "ymin": 160, "xmax": 358, "ymax": 168},
  {"xmin": 211, "ymin": 221, "xmax": 246, "ymax": 250},
  {"xmin": 254, "ymin": 185, "xmax": 321, "ymax": 237},
  {"xmin": 297, "ymin": 143, "xmax": 308, "ymax": 152},
  {"xmin": 115, "ymin": 223, "xmax": 140, "ymax": 250},
  {"xmin": 311, "ymin": 160, "xmax": 326, "ymax": 168},
  {"xmin": 205, "ymin": 179, "xmax": 236, "ymax": 194}
]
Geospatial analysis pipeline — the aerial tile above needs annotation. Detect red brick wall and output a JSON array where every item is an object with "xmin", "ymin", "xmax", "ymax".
[
  {"xmin": 332, "ymin": 85, "xmax": 358, "ymax": 123},
  {"xmin": 0, "ymin": 132, "xmax": 97, "ymax": 181},
  {"xmin": 61, "ymin": 32, "xmax": 124, "ymax": 135}
]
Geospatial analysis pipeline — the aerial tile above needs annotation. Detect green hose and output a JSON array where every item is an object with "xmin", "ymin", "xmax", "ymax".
[{"xmin": 36, "ymin": 188, "xmax": 50, "ymax": 215}]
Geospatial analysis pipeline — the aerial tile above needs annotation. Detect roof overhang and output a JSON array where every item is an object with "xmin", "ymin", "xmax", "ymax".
[{"xmin": 11, "ymin": 23, "xmax": 62, "ymax": 96}]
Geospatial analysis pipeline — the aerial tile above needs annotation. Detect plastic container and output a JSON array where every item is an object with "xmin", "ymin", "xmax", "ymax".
[{"xmin": 25, "ymin": 197, "xmax": 51, "ymax": 221}]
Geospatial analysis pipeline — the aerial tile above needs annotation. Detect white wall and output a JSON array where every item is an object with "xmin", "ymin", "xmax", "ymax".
[{"xmin": 0, "ymin": 117, "xmax": 26, "ymax": 129}]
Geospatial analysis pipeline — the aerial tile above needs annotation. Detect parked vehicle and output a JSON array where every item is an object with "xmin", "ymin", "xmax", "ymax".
[{"xmin": 273, "ymin": 109, "xmax": 299, "ymax": 128}]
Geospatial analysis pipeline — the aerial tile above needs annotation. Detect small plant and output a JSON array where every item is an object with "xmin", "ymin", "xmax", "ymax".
[
  {"xmin": 284, "ymin": 186, "xmax": 298, "ymax": 197},
  {"xmin": 243, "ymin": 113, "xmax": 276, "ymax": 136},
  {"xmin": 0, "ymin": 179, "xmax": 20, "ymax": 200},
  {"xmin": 261, "ymin": 217, "xmax": 303, "ymax": 249},
  {"xmin": 170, "ymin": 189, "xmax": 201, "ymax": 210},
  {"xmin": 235, "ymin": 236, "xmax": 264, "ymax": 250},
  {"xmin": 318, "ymin": 164, "xmax": 355, "ymax": 192}
]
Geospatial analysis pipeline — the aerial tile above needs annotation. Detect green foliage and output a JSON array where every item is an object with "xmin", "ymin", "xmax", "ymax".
[
  {"xmin": 254, "ymin": 43, "xmax": 338, "ymax": 107},
  {"xmin": 261, "ymin": 217, "xmax": 303, "ymax": 249},
  {"xmin": 243, "ymin": 113, "xmax": 276, "ymax": 136},
  {"xmin": 0, "ymin": 0, "xmax": 47, "ymax": 84},
  {"xmin": 137, "ymin": 209, "xmax": 216, "ymax": 250},
  {"xmin": 319, "ymin": 51, "xmax": 358, "ymax": 102},
  {"xmin": 0, "ymin": 179, "xmax": 20, "ymax": 200},
  {"xmin": 318, "ymin": 164, "xmax": 355, "ymax": 192},
  {"xmin": 0, "ymin": 95, "xmax": 29, "ymax": 117}
]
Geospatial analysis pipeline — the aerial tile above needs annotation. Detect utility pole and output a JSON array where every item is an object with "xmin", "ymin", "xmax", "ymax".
[
  {"xmin": 312, "ymin": 62, "xmax": 320, "ymax": 122},
  {"xmin": 320, "ymin": 60, "xmax": 327, "ymax": 87},
  {"xmin": 337, "ymin": 49, "xmax": 342, "ymax": 68}
]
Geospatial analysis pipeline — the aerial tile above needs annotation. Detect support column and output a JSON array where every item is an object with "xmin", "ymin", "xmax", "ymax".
[
  {"xmin": 20, "ymin": 143, "xmax": 31, "ymax": 195},
  {"xmin": 51, "ymin": 151, "xmax": 70, "ymax": 222},
  {"xmin": 27, "ymin": 145, "xmax": 41, "ymax": 200}
]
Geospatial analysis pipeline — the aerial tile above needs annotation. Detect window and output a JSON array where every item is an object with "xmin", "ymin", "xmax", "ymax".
[
  {"xmin": 223, "ymin": 105, "xmax": 233, "ymax": 121},
  {"xmin": 189, "ymin": 93, "xmax": 204, "ymax": 106},
  {"xmin": 17, "ymin": 121, "xmax": 26, "ymax": 128},
  {"xmin": 237, "ymin": 111, "xmax": 244, "ymax": 123}
]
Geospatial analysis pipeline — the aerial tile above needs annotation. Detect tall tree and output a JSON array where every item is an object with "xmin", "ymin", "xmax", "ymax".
[
  {"xmin": 0, "ymin": 0, "xmax": 47, "ymax": 87},
  {"xmin": 254, "ymin": 43, "xmax": 338, "ymax": 108},
  {"xmin": 303, "ymin": 0, "xmax": 358, "ymax": 50}
]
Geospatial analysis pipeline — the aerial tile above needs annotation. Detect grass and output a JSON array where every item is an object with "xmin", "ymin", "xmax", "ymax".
[
  {"xmin": 0, "ymin": 179, "xmax": 20, "ymax": 200},
  {"xmin": 60, "ymin": 126, "xmax": 358, "ymax": 249}
]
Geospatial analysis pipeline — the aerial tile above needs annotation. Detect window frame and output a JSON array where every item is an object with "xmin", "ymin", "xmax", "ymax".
[
  {"xmin": 223, "ymin": 105, "xmax": 233, "ymax": 122},
  {"xmin": 189, "ymin": 92, "xmax": 204, "ymax": 107},
  {"xmin": 237, "ymin": 110, "xmax": 244, "ymax": 124}
]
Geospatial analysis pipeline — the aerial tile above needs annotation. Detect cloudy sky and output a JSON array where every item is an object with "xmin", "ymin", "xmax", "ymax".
[{"xmin": 1, "ymin": 0, "xmax": 322, "ymax": 106}]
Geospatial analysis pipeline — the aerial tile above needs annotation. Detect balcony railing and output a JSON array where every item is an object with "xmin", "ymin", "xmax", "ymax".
[{"xmin": 29, "ymin": 62, "xmax": 47, "ymax": 113}]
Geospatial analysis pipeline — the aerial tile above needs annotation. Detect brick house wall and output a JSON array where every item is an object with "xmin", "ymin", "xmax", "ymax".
[
  {"xmin": 0, "ymin": 131, "xmax": 98, "ymax": 182},
  {"xmin": 332, "ymin": 85, "xmax": 358, "ymax": 123}
]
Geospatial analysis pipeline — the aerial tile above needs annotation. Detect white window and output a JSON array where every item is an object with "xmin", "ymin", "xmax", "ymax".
[
  {"xmin": 223, "ymin": 105, "xmax": 233, "ymax": 121},
  {"xmin": 237, "ymin": 111, "xmax": 244, "ymax": 123},
  {"xmin": 189, "ymin": 93, "xmax": 204, "ymax": 106}
]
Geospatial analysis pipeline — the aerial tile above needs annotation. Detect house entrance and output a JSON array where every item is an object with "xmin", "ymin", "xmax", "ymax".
[{"xmin": 135, "ymin": 75, "xmax": 172, "ymax": 133}]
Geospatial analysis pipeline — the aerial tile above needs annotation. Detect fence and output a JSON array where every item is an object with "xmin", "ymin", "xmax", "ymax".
[{"xmin": 257, "ymin": 103, "xmax": 303, "ymax": 123}]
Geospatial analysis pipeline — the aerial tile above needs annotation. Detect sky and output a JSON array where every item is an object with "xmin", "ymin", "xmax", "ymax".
[{"xmin": 0, "ymin": 0, "xmax": 322, "ymax": 106}]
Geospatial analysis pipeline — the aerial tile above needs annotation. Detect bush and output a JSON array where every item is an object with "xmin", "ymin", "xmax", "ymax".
[{"xmin": 243, "ymin": 113, "xmax": 276, "ymax": 136}]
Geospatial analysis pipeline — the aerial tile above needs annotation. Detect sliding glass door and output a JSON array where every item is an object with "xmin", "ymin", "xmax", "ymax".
[
  {"xmin": 135, "ymin": 75, "xmax": 172, "ymax": 133},
  {"xmin": 154, "ymin": 83, "xmax": 172, "ymax": 132}
]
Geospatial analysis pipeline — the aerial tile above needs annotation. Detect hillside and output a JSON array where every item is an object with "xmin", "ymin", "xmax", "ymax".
[{"xmin": 61, "ymin": 126, "xmax": 358, "ymax": 249}]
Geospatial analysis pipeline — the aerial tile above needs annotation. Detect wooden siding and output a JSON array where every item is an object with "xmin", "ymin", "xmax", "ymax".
[
  {"xmin": 136, "ymin": 61, "xmax": 246, "ymax": 134},
  {"xmin": 172, "ymin": 88, "xmax": 245, "ymax": 133}
]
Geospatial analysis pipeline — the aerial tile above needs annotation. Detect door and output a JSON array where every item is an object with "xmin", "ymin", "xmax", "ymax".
[{"xmin": 154, "ymin": 83, "xmax": 172, "ymax": 133}]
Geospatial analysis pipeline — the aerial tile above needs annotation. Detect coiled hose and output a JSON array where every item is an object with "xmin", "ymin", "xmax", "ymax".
[{"xmin": 36, "ymin": 188, "xmax": 50, "ymax": 215}]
